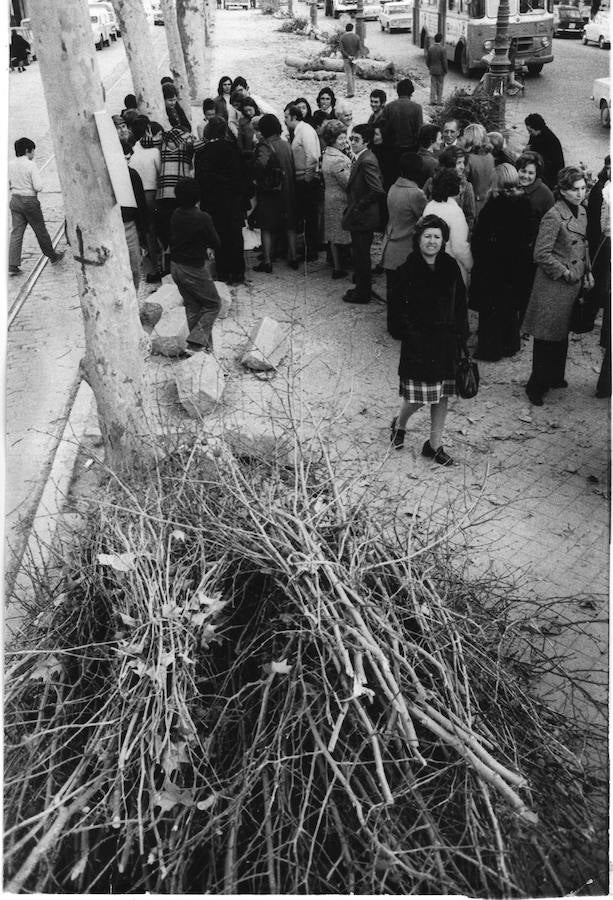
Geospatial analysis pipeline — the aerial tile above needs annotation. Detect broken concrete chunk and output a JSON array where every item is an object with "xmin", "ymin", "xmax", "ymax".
[
  {"xmin": 241, "ymin": 316, "xmax": 289, "ymax": 372},
  {"xmin": 139, "ymin": 300, "xmax": 163, "ymax": 332},
  {"xmin": 150, "ymin": 282, "xmax": 184, "ymax": 314},
  {"xmin": 214, "ymin": 281, "xmax": 232, "ymax": 319},
  {"xmin": 175, "ymin": 353, "xmax": 225, "ymax": 417},
  {"xmin": 151, "ymin": 306, "xmax": 189, "ymax": 357}
]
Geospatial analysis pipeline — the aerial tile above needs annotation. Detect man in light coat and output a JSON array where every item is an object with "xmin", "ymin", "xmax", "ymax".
[
  {"xmin": 425, "ymin": 33, "xmax": 448, "ymax": 106},
  {"xmin": 285, "ymin": 104, "xmax": 322, "ymax": 262},
  {"xmin": 341, "ymin": 124, "xmax": 385, "ymax": 304}
]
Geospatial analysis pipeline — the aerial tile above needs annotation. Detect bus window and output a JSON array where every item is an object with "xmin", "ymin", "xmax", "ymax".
[
  {"xmin": 520, "ymin": 0, "xmax": 546, "ymax": 10},
  {"xmin": 470, "ymin": 0, "xmax": 485, "ymax": 16}
]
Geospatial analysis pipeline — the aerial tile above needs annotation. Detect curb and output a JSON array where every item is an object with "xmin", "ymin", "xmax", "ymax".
[{"xmin": 5, "ymin": 379, "xmax": 97, "ymax": 643}]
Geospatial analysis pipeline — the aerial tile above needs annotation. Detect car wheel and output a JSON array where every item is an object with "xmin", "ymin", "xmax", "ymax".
[
  {"xmin": 103, "ymin": 35, "xmax": 110, "ymax": 46},
  {"xmin": 582, "ymin": 31, "xmax": 588, "ymax": 43},
  {"xmin": 386, "ymin": 23, "xmax": 391, "ymax": 32},
  {"xmin": 95, "ymin": 37, "xmax": 102, "ymax": 50},
  {"xmin": 527, "ymin": 62, "xmax": 544, "ymax": 75},
  {"xmin": 598, "ymin": 34, "xmax": 607, "ymax": 48},
  {"xmin": 601, "ymin": 103, "xmax": 611, "ymax": 127}
]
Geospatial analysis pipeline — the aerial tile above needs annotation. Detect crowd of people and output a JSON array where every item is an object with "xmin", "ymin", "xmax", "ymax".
[{"xmin": 9, "ymin": 70, "xmax": 610, "ymax": 465}]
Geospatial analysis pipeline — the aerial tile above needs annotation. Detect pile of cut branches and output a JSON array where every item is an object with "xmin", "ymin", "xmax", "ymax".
[{"xmin": 4, "ymin": 438, "xmax": 606, "ymax": 894}]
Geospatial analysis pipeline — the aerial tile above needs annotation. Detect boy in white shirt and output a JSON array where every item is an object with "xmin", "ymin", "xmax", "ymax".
[{"xmin": 8, "ymin": 137, "xmax": 64, "ymax": 276}]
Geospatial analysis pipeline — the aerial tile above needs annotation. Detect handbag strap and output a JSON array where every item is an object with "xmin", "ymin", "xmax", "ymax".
[{"xmin": 590, "ymin": 235, "xmax": 607, "ymax": 270}]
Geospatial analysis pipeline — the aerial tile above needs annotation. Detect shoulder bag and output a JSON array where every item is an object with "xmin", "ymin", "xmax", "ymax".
[{"xmin": 456, "ymin": 343, "xmax": 480, "ymax": 399}]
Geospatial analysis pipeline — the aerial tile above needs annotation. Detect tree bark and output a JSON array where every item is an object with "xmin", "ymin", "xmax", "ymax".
[
  {"xmin": 288, "ymin": 0, "xmax": 294, "ymax": 17},
  {"xmin": 159, "ymin": 0, "xmax": 190, "ymax": 108},
  {"xmin": 111, "ymin": 0, "xmax": 168, "ymax": 124},
  {"xmin": 176, "ymin": 0, "xmax": 209, "ymax": 105},
  {"xmin": 28, "ymin": 0, "xmax": 152, "ymax": 469}
]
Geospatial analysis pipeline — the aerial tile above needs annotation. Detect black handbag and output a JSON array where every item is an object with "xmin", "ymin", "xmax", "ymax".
[
  {"xmin": 570, "ymin": 292, "xmax": 597, "ymax": 334},
  {"xmin": 456, "ymin": 347, "xmax": 480, "ymax": 399}
]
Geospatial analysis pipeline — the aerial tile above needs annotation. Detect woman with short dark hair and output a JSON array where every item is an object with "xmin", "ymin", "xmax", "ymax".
[
  {"xmin": 515, "ymin": 149, "xmax": 554, "ymax": 246},
  {"xmin": 522, "ymin": 166, "xmax": 593, "ymax": 405},
  {"xmin": 390, "ymin": 214, "xmax": 468, "ymax": 466},
  {"xmin": 424, "ymin": 146, "xmax": 476, "ymax": 235},
  {"xmin": 524, "ymin": 113, "xmax": 565, "ymax": 191},
  {"xmin": 252, "ymin": 114, "xmax": 298, "ymax": 272}
]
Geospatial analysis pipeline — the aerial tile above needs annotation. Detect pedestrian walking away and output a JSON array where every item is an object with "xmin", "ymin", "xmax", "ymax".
[
  {"xmin": 378, "ymin": 78, "xmax": 423, "ymax": 183},
  {"xmin": 522, "ymin": 167, "xmax": 593, "ymax": 406},
  {"xmin": 338, "ymin": 23, "xmax": 361, "ymax": 98},
  {"xmin": 524, "ymin": 113, "xmax": 565, "ymax": 192},
  {"xmin": 8, "ymin": 137, "xmax": 65, "ymax": 276},
  {"xmin": 341, "ymin": 124, "xmax": 385, "ymax": 304},
  {"xmin": 425, "ymin": 33, "xmax": 448, "ymax": 106},
  {"xmin": 390, "ymin": 214, "xmax": 468, "ymax": 466},
  {"xmin": 169, "ymin": 178, "xmax": 222, "ymax": 354}
]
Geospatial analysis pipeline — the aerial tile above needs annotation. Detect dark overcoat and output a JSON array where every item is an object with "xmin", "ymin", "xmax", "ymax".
[
  {"xmin": 522, "ymin": 200, "xmax": 590, "ymax": 341},
  {"xmin": 397, "ymin": 250, "xmax": 468, "ymax": 382},
  {"xmin": 469, "ymin": 193, "xmax": 534, "ymax": 312},
  {"xmin": 253, "ymin": 136, "xmax": 297, "ymax": 231},
  {"xmin": 341, "ymin": 149, "xmax": 385, "ymax": 233}
]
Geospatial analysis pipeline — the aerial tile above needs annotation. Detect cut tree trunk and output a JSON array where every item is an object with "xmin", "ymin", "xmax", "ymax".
[
  {"xmin": 176, "ymin": 0, "xmax": 209, "ymax": 104},
  {"xmin": 355, "ymin": 58, "xmax": 395, "ymax": 79},
  {"xmin": 28, "ymin": 0, "xmax": 153, "ymax": 469},
  {"xmin": 160, "ymin": 0, "xmax": 190, "ymax": 108},
  {"xmin": 285, "ymin": 55, "xmax": 396, "ymax": 79},
  {"xmin": 111, "ymin": 0, "xmax": 168, "ymax": 124}
]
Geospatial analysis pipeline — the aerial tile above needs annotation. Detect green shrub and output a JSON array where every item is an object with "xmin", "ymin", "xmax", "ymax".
[
  {"xmin": 259, "ymin": 0, "xmax": 282, "ymax": 14},
  {"xmin": 433, "ymin": 88, "xmax": 505, "ymax": 133},
  {"xmin": 277, "ymin": 14, "xmax": 309, "ymax": 31}
]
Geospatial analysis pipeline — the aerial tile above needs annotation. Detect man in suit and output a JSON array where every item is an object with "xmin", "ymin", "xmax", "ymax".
[
  {"xmin": 426, "ymin": 33, "xmax": 448, "ymax": 105},
  {"xmin": 378, "ymin": 78, "xmax": 423, "ymax": 183},
  {"xmin": 341, "ymin": 124, "xmax": 385, "ymax": 305}
]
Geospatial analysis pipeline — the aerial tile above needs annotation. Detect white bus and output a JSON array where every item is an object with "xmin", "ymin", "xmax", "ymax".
[{"xmin": 413, "ymin": 0, "xmax": 555, "ymax": 76}]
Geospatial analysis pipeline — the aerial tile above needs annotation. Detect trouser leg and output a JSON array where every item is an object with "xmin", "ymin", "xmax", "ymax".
[
  {"xmin": 526, "ymin": 338, "xmax": 557, "ymax": 399},
  {"xmin": 435, "ymin": 74, "xmax": 444, "ymax": 103},
  {"xmin": 17, "ymin": 196, "xmax": 56, "ymax": 259},
  {"xmin": 171, "ymin": 261, "xmax": 221, "ymax": 351},
  {"xmin": 429, "ymin": 75, "xmax": 437, "ymax": 104},
  {"xmin": 351, "ymin": 230, "xmax": 373, "ymax": 302},
  {"xmin": 298, "ymin": 180, "xmax": 320, "ymax": 258},
  {"xmin": 8, "ymin": 200, "xmax": 28, "ymax": 268},
  {"xmin": 123, "ymin": 220, "xmax": 142, "ymax": 290},
  {"xmin": 551, "ymin": 336, "xmax": 568, "ymax": 385},
  {"xmin": 343, "ymin": 59, "xmax": 355, "ymax": 96}
]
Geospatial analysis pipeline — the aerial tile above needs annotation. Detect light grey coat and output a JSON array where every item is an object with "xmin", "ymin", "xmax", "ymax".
[
  {"xmin": 322, "ymin": 146, "xmax": 351, "ymax": 245},
  {"xmin": 522, "ymin": 200, "xmax": 590, "ymax": 341}
]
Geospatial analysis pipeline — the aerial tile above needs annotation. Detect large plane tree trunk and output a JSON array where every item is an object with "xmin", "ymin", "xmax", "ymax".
[{"xmin": 29, "ymin": 0, "xmax": 153, "ymax": 470}]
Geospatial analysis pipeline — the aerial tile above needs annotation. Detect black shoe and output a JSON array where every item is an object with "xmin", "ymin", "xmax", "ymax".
[
  {"xmin": 422, "ymin": 440, "xmax": 453, "ymax": 466},
  {"xmin": 332, "ymin": 269, "xmax": 348, "ymax": 280},
  {"xmin": 288, "ymin": 258, "xmax": 300, "ymax": 270},
  {"xmin": 595, "ymin": 389, "xmax": 611, "ymax": 398},
  {"xmin": 527, "ymin": 394, "xmax": 544, "ymax": 406},
  {"xmin": 50, "ymin": 250, "xmax": 65, "ymax": 264},
  {"xmin": 390, "ymin": 417, "xmax": 405, "ymax": 450},
  {"xmin": 550, "ymin": 380, "xmax": 568, "ymax": 389},
  {"xmin": 253, "ymin": 262, "xmax": 272, "ymax": 274},
  {"xmin": 146, "ymin": 272, "xmax": 162, "ymax": 284},
  {"xmin": 343, "ymin": 290, "xmax": 370, "ymax": 304},
  {"xmin": 9, "ymin": 266, "xmax": 22, "ymax": 276}
]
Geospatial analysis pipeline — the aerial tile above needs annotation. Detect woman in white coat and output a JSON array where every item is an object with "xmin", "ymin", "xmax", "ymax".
[
  {"xmin": 424, "ymin": 168, "xmax": 473, "ymax": 286},
  {"xmin": 321, "ymin": 119, "xmax": 352, "ymax": 279}
]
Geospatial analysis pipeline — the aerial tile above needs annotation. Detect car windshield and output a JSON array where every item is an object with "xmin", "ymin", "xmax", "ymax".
[
  {"xmin": 560, "ymin": 5, "xmax": 583, "ymax": 14},
  {"xmin": 388, "ymin": 4, "xmax": 409, "ymax": 10}
]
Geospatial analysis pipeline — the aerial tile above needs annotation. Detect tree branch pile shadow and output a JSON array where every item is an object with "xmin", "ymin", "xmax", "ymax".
[{"xmin": 4, "ymin": 426, "xmax": 607, "ymax": 895}]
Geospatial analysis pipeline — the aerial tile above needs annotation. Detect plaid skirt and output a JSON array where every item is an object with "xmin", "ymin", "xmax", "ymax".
[{"xmin": 399, "ymin": 378, "xmax": 457, "ymax": 404}]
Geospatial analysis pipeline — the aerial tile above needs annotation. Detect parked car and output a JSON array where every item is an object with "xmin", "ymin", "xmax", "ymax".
[
  {"xmin": 325, "ymin": 0, "xmax": 356, "ymax": 17},
  {"xmin": 10, "ymin": 19, "xmax": 36, "ymax": 61},
  {"xmin": 582, "ymin": 9, "xmax": 611, "ymax": 45},
  {"xmin": 363, "ymin": 1, "xmax": 381, "ymax": 19},
  {"xmin": 553, "ymin": 4, "xmax": 584, "ymax": 34},
  {"xmin": 90, "ymin": 11, "xmax": 111, "ymax": 49},
  {"xmin": 224, "ymin": 0, "xmax": 249, "ymax": 8},
  {"xmin": 89, "ymin": 1, "xmax": 120, "ymax": 40},
  {"xmin": 379, "ymin": 1, "xmax": 412, "ymax": 31},
  {"xmin": 592, "ymin": 75, "xmax": 611, "ymax": 126}
]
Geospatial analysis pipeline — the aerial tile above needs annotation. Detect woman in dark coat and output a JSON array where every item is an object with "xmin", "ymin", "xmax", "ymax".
[
  {"xmin": 522, "ymin": 166, "xmax": 594, "ymax": 406},
  {"xmin": 515, "ymin": 150, "xmax": 554, "ymax": 248},
  {"xmin": 471, "ymin": 164, "xmax": 533, "ymax": 360},
  {"xmin": 193, "ymin": 116, "xmax": 245, "ymax": 285},
  {"xmin": 524, "ymin": 113, "xmax": 565, "ymax": 191},
  {"xmin": 252, "ymin": 113, "xmax": 297, "ymax": 273},
  {"xmin": 390, "ymin": 214, "xmax": 468, "ymax": 466}
]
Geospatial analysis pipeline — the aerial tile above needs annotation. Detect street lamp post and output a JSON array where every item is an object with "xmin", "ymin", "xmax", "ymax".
[{"xmin": 483, "ymin": 0, "xmax": 511, "ymax": 124}]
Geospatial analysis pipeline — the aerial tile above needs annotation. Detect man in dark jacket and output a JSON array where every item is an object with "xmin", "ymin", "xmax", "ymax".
[
  {"xmin": 416, "ymin": 124, "xmax": 440, "ymax": 188},
  {"xmin": 425, "ymin": 33, "xmax": 448, "ymax": 105},
  {"xmin": 341, "ymin": 124, "xmax": 385, "ymax": 304},
  {"xmin": 379, "ymin": 78, "xmax": 423, "ymax": 182},
  {"xmin": 524, "ymin": 113, "xmax": 565, "ymax": 190},
  {"xmin": 339, "ymin": 23, "xmax": 361, "ymax": 98}
]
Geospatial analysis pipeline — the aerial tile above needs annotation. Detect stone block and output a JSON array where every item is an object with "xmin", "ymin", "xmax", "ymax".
[
  {"xmin": 139, "ymin": 300, "xmax": 163, "ymax": 332},
  {"xmin": 151, "ymin": 306, "xmax": 189, "ymax": 357},
  {"xmin": 220, "ymin": 379, "xmax": 294, "ymax": 465},
  {"xmin": 241, "ymin": 316, "xmax": 289, "ymax": 372},
  {"xmin": 175, "ymin": 353, "xmax": 225, "ymax": 417},
  {"xmin": 149, "ymin": 282, "xmax": 183, "ymax": 314},
  {"xmin": 214, "ymin": 281, "xmax": 232, "ymax": 319}
]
